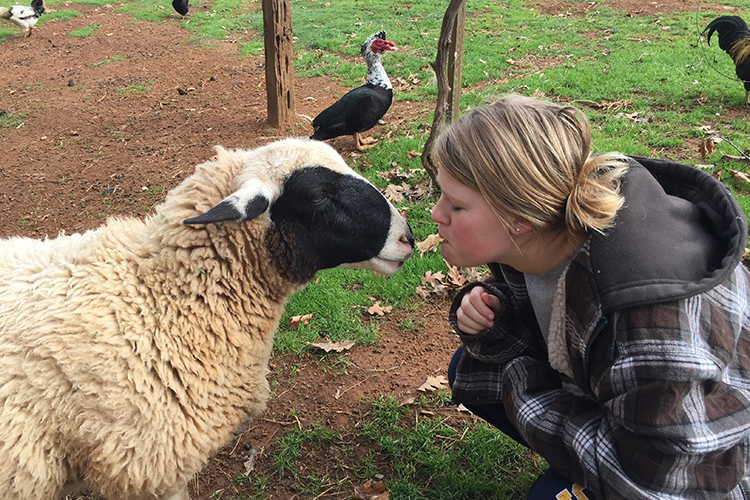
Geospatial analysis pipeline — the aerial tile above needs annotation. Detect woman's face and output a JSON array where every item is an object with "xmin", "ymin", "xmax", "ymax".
[{"xmin": 431, "ymin": 167, "xmax": 517, "ymax": 268}]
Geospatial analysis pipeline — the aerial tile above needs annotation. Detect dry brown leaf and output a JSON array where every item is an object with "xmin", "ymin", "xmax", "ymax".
[
  {"xmin": 421, "ymin": 270, "xmax": 445, "ymax": 286},
  {"xmin": 418, "ymin": 375, "xmax": 449, "ymax": 392},
  {"xmin": 416, "ymin": 233, "xmax": 443, "ymax": 257},
  {"xmin": 243, "ymin": 448, "xmax": 258, "ymax": 476},
  {"xmin": 367, "ymin": 301, "xmax": 393, "ymax": 317},
  {"xmin": 288, "ymin": 313, "xmax": 313, "ymax": 329},
  {"xmin": 383, "ymin": 184, "xmax": 405, "ymax": 203},
  {"xmin": 308, "ymin": 339, "xmax": 355, "ymax": 352},
  {"xmin": 399, "ymin": 395, "xmax": 416, "ymax": 406},
  {"xmin": 446, "ymin": 265, "xmax": 468, "ymax": 288},
  {"xmin": 700, "ymin": 137, "xmax": 714, "ymax": 158},
  {"xmin": 354, "ymin": 480, "xmax": 389, "ymax": 499},
  {"xmin": 410, "ymin": 179, "xmax": 431, "ymax": 201},
  {"xmin": 456, "ymin": 403, "xmax": 473, "ymax": 413},
  {"xmin": 730, "ymin": 169, "xmax": 750, "ymax": 184},
  {"xmin": 722, "ymin": 155, "xmax": 750, "ymax": 165}
]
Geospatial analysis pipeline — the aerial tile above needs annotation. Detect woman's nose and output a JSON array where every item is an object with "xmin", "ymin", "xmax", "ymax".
[{"xmin": 430, "ymin": 197, "xmax": 446, "ymax": 224}]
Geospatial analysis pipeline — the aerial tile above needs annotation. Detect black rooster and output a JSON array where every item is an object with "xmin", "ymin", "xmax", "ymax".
[
  {"xmin": 703, "ymin": 15, "xmax": 750, "ymax": 106},
  {"xmin": 0, "ymin": 0, "xmax": 44, "ymax": 38},
  {"xmin": 310, "ymin": 31, "xmax": 397, "ymax": 151},
  {"xmin": 172, "ymin": 0, "xmax": 188, "ymax": 16}
]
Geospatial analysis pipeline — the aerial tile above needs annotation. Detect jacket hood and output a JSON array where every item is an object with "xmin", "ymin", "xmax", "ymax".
[{"xmin": 590, "ymin": 156, "xmax": 747, "ymax": 314}]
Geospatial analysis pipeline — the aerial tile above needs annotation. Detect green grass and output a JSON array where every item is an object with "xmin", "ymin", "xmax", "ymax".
[
  {"xmin": 244, "ymin": 394, "xmax": 544, "ymax": 500},
  {"xmin": 92, "ymin": 54, "xmax": 127, "ymax": 66},
  {"xmin": 3, "ymin": 0, "xmax": 750, "ymax": 497},
  {"xmin": 0, "ymin": 110, "xmax": 27, "ymax": 128},
  {"xmin": 68, "ymin": 23, "xmax": 99, "ymax": 37},
  {"xmin": 113, "ymin": 79, "xmax": 153, "ymax": 95}
]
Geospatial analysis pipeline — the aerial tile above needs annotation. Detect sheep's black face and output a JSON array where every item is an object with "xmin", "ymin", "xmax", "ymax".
[{"xmin": 266, "ymin": 166, "xmax": 408, "ymax": 283}]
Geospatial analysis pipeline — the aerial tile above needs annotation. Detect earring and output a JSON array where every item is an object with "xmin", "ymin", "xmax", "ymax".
[{"xmin": 513, "ymin": 227, "xmax": 520, "ymax": 232}]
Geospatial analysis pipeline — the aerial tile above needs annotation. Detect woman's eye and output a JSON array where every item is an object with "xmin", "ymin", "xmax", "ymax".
[{"xmin": 450, "ymin": 204, "xmax": 463, "ymax": 212}]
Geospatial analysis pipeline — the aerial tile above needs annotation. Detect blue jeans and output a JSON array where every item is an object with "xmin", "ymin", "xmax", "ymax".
[{"xmin": 448, "ymin": 347, "xmax": 598, "ymax": 500}]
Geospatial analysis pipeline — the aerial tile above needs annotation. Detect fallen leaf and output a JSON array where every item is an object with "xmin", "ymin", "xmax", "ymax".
[
  {"xmin": 721, "ymin": 155, "xmax": 750, "ymax": 165},
  {"xmin": 700, "ymin": 124, "xmax": 719, "ymax": 134},
  {"xmin": 243, "ymin": 448, "xmax": 258, "ymax": 476},
  {"xmin": 700, "ymin": 137, "xmax": 714, "ymax": 158},
  {"xmin": 367, "ymin": 299, "xmax": 393, "ymax": 317},
  {"xmin": 384, "ymin": 184, "xmax": 405, "ymax": 203},
  {"xmin": 354, "ymin": 480, "xmax": 389, "ymax": 499},
  {"xmin": 288, "ymin": 313, "xmax": 313, "ymax": 329},
  {"xmin": 446, "ymin": 265, "xmax": 468, "ymax": 288},
  {"xmin": 456, "ymin": 403, "xmax": 473, "ymax": 413},
  {"xmin": 399, "ymin": 395, "xmax": 416, "ymax": 406},
  {"xmin": 421, "ymin": 270, "xmax": 445, "ymax": 286},
  {"xmin": 730, "ymin": 169, "xmax": 750, "ymax": 184},
  {"xmin": 416, "ymin": 234, "xmax": 443, "ymax": 257},
  {"xmin": 308, "ymin": 339, "xmax": 356, "ymax": 352},
  {"xmin": 418, "ymin": 375, "xmax": 449, "ymax": 392}
]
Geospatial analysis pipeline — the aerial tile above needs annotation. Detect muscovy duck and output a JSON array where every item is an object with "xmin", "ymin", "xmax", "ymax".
[
  {"xmin": 310, "ymin": 30, "xmax": 397, "ymax": 150},
  {"xmin": 0, "ymin": 0, "xmax": 44, "ymax": 38}
]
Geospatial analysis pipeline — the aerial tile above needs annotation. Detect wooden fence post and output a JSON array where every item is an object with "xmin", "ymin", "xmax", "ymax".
[
  {"xmin": 262, "ymin": 0, "xmax": 295, "ymax": 128},
  {"xmin": 420, "ymin": 0, "xmax": 467, "ymax": 186},
  {"xmin": 446, "ymin": 0, "xmax": 465, "ymax": 124}
]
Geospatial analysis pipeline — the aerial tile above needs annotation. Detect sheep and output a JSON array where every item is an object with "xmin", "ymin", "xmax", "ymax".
[{"xmin": 0, "ymin": 137, "xmax": 414, "ymax": 500}]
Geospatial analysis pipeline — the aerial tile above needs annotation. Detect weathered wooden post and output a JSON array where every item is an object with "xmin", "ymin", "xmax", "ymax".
[
  {"xmin": 446, "ymin": 0, "xmax": 466, "ymax": 123},
  {"xmin": 262, "ymin": 0, "xmax": 295, "ymax": 128},
  {"xmin": 421, "ymin": 0, "xmax": 467, "ymax": 186}
]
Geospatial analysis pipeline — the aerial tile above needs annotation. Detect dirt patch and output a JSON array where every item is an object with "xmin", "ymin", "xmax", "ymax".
[{"xmin": 0, "ymin": 0, "xmax": 723, "ymax": 498}]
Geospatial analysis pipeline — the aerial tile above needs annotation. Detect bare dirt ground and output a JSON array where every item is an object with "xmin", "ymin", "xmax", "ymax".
[{"xmin": 0, "ymin": 0, "xmax": 744, "ymax": 498}]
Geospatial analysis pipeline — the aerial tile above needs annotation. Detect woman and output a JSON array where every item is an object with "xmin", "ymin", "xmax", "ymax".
[{"xmin": 431, "ymin": 95, "xmax": 750, "ymax": 499}]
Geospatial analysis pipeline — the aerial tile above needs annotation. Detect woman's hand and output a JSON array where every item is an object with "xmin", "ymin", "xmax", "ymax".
[{"xmin": 456, "ymin": 285, "xmax": 502, "ymax": 334}]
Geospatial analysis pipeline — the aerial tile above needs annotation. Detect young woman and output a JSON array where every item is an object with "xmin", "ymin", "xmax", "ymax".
[{"xmin": 431, "ymin": 94, "xmax": 750, "ymax": 500}]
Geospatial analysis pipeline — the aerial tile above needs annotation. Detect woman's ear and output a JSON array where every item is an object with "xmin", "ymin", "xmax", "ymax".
[{"xmin": 510, "ymin": 221, "xmax": 532, "ymax": 235}]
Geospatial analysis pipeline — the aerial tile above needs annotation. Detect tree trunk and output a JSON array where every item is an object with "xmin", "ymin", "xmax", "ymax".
[
  {"xmin": 262, "ymin": 0, "xmax": 295, "ymax": 128},
  {"xmin": 421, "ymin": 0, "xmax": 466, "ymax": 187}
]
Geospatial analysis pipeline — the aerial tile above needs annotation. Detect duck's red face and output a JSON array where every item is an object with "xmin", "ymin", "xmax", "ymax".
[{"xmin": 370, "ymin": 38, "xmax": 397, "ymax": 53}]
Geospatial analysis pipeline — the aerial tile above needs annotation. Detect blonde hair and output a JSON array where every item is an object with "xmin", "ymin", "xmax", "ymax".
[{"xmin": 433, "ymin": 95, "xmax": 628, "ymax": 249}]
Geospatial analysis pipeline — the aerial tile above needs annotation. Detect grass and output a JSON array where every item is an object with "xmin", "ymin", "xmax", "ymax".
[
  {"xmin": 3, "ymin": 0, "xmax": 750, "ymax": 498},
  {"xmin": 113, "ymin": 79, "xmax": 153, "ymax": 95},
  {"xmin": 68, "ymin": 23, "xmax": 99, "ymax": 37},
  {"xmin": 244, "ymin": 394, "xmax": 544, "ymax": 500}
]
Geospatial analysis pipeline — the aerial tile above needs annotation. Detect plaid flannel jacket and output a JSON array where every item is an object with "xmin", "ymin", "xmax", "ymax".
[{"xmin": 449, "ymin": 157, "xmax": 750, "ymax": 499}]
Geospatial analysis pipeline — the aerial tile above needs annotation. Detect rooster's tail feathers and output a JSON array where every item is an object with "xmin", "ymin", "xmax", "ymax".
[
  {"xmin": 30, "ymin": 0, "xmax": 44, "ymax": 15},
  {"xmin": 704, "ymin": 16, "xmax": 750, "ymax": 53}
]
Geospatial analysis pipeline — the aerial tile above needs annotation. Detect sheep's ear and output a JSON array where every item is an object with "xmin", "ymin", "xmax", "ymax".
[{"xmin": 183, "ymin": 195, "xmax": 269, "ymax": 225}]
